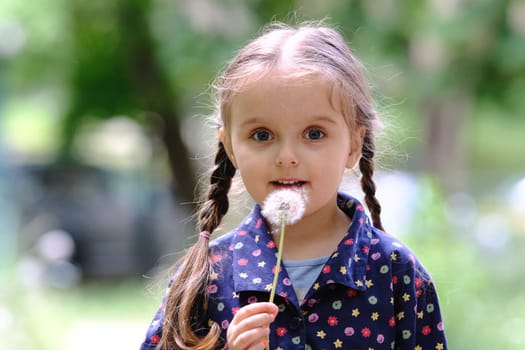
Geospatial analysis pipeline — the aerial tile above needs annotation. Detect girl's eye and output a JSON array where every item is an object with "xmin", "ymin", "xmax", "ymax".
[
  {"xmin": 305, "ymin": 128, "xmax": 325, "ymax": 140},
  {"xmin": 251, "ymin": 129, "xmax": 273, "ymax": 141}
]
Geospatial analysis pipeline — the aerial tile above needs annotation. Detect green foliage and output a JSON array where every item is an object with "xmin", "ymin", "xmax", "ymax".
[
  {"xmin": 404, "ymin": 177, "xmax": 525, "ymax": 349},
  {"xmin": 1, "ymin": 2, "xmax": 524, "ymax": 348}
]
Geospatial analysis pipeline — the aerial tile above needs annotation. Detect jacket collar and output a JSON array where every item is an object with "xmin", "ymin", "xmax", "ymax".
[{"xmin": 229, "ymin": 193, "xmax": 371, "ymax": 304}]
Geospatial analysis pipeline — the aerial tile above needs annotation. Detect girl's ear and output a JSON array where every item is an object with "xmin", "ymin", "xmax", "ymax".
[
  {"xmin": 219, "ymin": 128, "xmax": 238, "ymax": 168},
  {"xmin": 346, "ymin": 126, "xmax": 365, "ymax": 169}
]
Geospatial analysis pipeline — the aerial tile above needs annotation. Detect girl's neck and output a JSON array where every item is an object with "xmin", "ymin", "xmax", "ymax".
[{"xmin": 271, "ymin": 204, "xmax": 351, "ymax": 261}]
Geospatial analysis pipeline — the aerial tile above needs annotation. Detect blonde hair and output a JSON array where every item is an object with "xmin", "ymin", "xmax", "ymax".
[{"xmin": 158, "ymin": 21, "xmax": 384, "ymax": 350}]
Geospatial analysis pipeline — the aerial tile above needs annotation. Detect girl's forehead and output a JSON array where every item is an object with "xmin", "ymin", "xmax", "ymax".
[
  {"xmin": 229, "ymin": 70, "xmax": 345, "ymax": 112},
  {"xmin": 231, "ymin": 69, "xmax": 337, "ymax": 106},
  {"xmin": 224, "ymin": 70, "xmax": 350, "ymax": 128}
]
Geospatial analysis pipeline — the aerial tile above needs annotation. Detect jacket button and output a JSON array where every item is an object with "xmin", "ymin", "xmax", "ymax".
[{"xmin": 289, "ymin": 316, "xmax": 303, "ymax": 330}]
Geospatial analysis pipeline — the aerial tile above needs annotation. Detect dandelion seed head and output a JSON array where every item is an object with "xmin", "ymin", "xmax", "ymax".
[{"xmin": 261, "ymin": 189, "xmax": 307, "ymax": 227}]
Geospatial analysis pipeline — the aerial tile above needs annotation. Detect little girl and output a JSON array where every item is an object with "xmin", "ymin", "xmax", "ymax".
[{"xmin": 140, "ymin": 21, "xmax": 448, "ymax": 350}]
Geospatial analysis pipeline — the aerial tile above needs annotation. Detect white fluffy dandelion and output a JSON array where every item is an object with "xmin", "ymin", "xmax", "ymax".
[
  {"xmin": 261, "ymin": 188, "xmax": 308, "ymax": 311},
  {"xmin": 261, "ymin": 188, "xmax": 307, "ymax": 227}
]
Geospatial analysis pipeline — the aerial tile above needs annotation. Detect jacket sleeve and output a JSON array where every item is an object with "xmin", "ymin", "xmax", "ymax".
[
  {"xmin": 393, "ymin": 257, "xmax": 448, "ymax": 350},
  {"xmin": 139, "ymin": 293, "xmax": 166, "ymax": 350}
]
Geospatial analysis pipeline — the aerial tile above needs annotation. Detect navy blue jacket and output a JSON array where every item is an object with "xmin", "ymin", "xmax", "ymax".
[{"xmin": 141, "ymin": 193, "xmax": 447, "ymax": 349}]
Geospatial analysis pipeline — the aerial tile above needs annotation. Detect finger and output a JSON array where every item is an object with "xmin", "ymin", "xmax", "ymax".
[
  {"xmin": 228, "ymin": 311, "xmax": 273, "ymax": 342},
  {"xmin": 230, "ymin": 302, "xmax": 278, "ymax": 326},
  {"xmin": 228, "ymin": 325, "xmax": 270, "ymax": 350}
]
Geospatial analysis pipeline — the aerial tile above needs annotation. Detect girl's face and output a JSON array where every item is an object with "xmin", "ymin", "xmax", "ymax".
[{"xmin": 221, "ymin": 71, "xmax": 363, "ymax": 220}]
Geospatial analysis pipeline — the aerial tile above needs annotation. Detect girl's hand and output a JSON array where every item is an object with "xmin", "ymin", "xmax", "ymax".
[{"xmin": 227, "ymin": 302, "xmax": 278, "ymax": 350}]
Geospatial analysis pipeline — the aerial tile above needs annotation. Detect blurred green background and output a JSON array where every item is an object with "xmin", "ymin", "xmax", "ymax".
[{"xmin": 0, "ymin": 0, "xmax": 524, "ymax": 349}]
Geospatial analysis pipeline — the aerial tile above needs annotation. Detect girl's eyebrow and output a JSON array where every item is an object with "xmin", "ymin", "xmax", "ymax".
[
  {"xmin": 238, "ymin": 117, "xmax": 263, "ymax": 127},
  {"xmin": 239, "ymin": 115, "xmax": 340, "ymax": 127},
  {"xmin": 308, "ymin": 115, "xmax": 340, "ymax": 124}
]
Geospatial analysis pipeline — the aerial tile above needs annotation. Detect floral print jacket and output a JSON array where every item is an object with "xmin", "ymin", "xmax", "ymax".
[{"xmin": 140, "ymin": 193, "xmax": 448, "ymax": 350}]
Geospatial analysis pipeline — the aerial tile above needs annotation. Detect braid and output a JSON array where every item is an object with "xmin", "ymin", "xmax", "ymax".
[
  {"xmin": 158, "ymin": 141, "xmax": 236, "ymax": 350},
  {"xmin": 198, "ymin": 141, "xmax": 237, "ymax": 233},
  {"xmin": 359, "ymin": 129, "xmax": 385, "ymax": 232}
]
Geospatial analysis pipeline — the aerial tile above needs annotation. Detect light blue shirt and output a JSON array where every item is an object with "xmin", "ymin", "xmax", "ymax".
[{"xmin": 283, "ymin": 255, "xmax": 329, "ymax": 302}]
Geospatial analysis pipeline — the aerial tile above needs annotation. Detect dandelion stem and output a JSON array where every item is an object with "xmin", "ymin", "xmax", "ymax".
[
  {"xmin": 269, "ymin": 212, "xmax": 286, "ymax": 304},
  {"xmin": 267, "ymin": 212, "xmax": 287, "ymax": 350}
]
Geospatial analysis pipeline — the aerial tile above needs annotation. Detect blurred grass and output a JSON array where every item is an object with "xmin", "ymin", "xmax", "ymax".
[
  {"xmin": 405, "ymin": 232, "xmax": 525, "ymax": 349},
  {"xmin": 0, "ymin": 275, "xmax": 160, "ymax": 350}
]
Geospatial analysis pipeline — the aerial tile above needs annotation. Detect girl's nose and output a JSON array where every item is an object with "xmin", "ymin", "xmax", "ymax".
[
  {"xmin": 276, "ymin": 158, "xmax": 298, "ymax": 166},
  {"xmin": 275, "ymin": 144, "xmax": 299, "ymax": 167}
]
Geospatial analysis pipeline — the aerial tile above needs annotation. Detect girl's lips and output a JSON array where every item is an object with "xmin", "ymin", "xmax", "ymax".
[{"xmin": 271, "ymin": 180, "xmax": 306, "ymax": 188}]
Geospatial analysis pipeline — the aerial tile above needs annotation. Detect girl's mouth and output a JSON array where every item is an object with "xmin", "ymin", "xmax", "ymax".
[{"xmin": 272, "ymin": 180, "xmax": 306, "ymax": 188}]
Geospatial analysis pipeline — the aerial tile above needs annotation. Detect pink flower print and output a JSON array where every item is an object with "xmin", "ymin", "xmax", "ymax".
[
  {"xmin": 322, "ymin": 265, "xmax": 331, "ymax": 274},
  {"xmin": 392, "ymin": 276, "xmax": 398, "ymax": 285},
  {"xmin": 308, "ymin": 313, "xmax": 319, "ymax": 323},
  {"xmin": 256, "ymin": 218, "xmax": 263, "ymax": 228},
  {"xmin": 307, "ymin": 298, "xmax": 318, "ymax": 307},
  {"xmin": 370, "ymin": 238, "xmax": 380, "ymax": 245},
  {"xmin": 248, "ymin": 296, "xmax": 258, "ymax": 303},
  {"xmin": 376, "ymin": 334, "xmax": 385, "ymax": 344},
  {"xmin": 362, "ymin": 246, "xmax": 369, "ymax": 254},
  {"xmin": 356, "ymin": 204, "xmax": 364, "ymax": 211},
  {"xmin": 221, "ymin": 320, "xmax": 229, "ymax": 329},
  {"xmin": 371, "ymin": 252, "xmax": 381, "ymax": 260},
  {"xmin": 238, "ymin": 258, "xmax": 248, "ymax": 266},
  {"xmin": 237, "ymin": 230, "xmax": 248, "ymax": 236},
  {"xmin": 422, "ymin": 325, "xmax": 432, "ymax": 336},
  {"xmin": 208, "ymin": 284, "xmax": 218, "ymax": 294},
  {"xmin": 252, "ymin": 249, "xmax": 261, "ymax": 257},
  {"xmin": 344, "ymin": 327, "xmax": 355, "ymax": 336},
  {"xmin": 327, "ymin": 316, "xmax": 338, "ymax": 326},
  {"xmin": 232, "ymin": 307, "xmax": 240, "ymax": 315},
  {"xmin": 267, "ymin": 241, "xmax": 276, "ymax": 249},
  {"xmin": 211, "ymin": 254, "xmax": 222, "ymax": 263},
  {"xmin": 415, "ymin": 277, "xmax": 422, "ymax": 289},
  {"xmin": 283, "ymin": 278, "xmax": 292, "ymax": 286},
  {"xmin": 361, "ymin": 327, "xmax": 371, "ymax": 338}
]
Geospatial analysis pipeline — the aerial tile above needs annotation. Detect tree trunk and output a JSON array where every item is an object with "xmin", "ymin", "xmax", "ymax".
[
  {"xmin": 421, "ymin": 89, "xmax": 471, "ymax": 193},
  {"xmin": 119, "ymin": 0, "xmax": 198, "ymax": 205}
]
